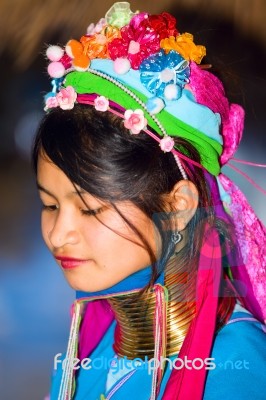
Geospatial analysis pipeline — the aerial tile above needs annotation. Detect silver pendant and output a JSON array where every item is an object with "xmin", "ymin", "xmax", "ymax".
[{"xmin": 171, "ymin": 232, "xmax": 182, "ymax": 245}]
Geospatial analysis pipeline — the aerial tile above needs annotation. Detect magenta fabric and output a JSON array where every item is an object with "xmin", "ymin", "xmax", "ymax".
[
  {"xmin": 188, "ymin": 65, "xmax": 265, "ymax": 321},
  {"xmin": 205, "ymin": 171, "xmax": 265, "ymax": 322},
  {"xmin": 219, "ymin": 174, "xmax": 266, "ymax": 321},
  {"xmin": 78, "ymin": 299, "xmax": 114, "ymax": 361}
]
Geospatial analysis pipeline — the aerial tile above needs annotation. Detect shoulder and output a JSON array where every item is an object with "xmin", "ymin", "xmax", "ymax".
[
  {"xmin": 214, "ymin": 303, "xmax": 265, "ymax": 351},
  {"xmin": 204, "ymin": 303, "xmax": 266, "ymax": 400}
]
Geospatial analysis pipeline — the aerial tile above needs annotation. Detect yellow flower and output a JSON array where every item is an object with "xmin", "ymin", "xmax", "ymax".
[{"xmin": 161, "ymin": 33, "xmax": 206, "ymax": 64}]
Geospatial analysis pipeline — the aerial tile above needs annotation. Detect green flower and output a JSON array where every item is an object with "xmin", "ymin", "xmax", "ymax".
[{"xmin": 105, "ymin": 2, "xmax": 136, "ymax": 28}]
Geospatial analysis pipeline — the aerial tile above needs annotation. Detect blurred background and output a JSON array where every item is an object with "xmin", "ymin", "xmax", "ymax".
[{"xmin": 0, "ymin": 0, "xmax": 265, "ymax": 399}]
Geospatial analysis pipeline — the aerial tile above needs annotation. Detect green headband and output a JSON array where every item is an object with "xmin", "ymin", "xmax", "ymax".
[{"xmin": 65, "ymin": 70, "xmax": 222, "ymax": 176}]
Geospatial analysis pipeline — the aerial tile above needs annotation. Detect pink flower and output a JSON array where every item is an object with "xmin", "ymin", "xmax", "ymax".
[
  {"xmin": 159, "ymin": 136, "xmax": 175, "ymax": 152},
  {"xmin": 124, "ymin": 109, "xmax": 147, "ymax": 134},
  {"xmin": 108, "ymin": 12, "xmax": 160, "ymax": 70},
  {"xmin": 45, "ymin": 96, "xmax": 58, "ymax": 110},
  {"xmin": 94, "ymin": 95, "xmax": 109, "ymax": 111},
  {"xmin": 56, "ymin": 86, "xmax": 77, "ymax": 110}
]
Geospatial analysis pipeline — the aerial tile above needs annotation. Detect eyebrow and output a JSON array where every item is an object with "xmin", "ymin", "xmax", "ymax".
[
  {"xmin": 37, "ymin": 182, "xmax": 56, "ymax": 198},
  {"xmin": 36, "ymin": 182, "xmax": 87, "ymax": 199}
]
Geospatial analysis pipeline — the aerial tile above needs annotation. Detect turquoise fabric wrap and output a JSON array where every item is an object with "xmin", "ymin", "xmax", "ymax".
[{"xmin": 65, "ymin": 71, "xmax": 222, "ymax": 176}]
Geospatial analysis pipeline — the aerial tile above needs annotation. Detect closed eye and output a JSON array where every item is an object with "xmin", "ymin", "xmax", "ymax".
[
  {"xmin": 42, "ymin": 204, "xmax": 58, "ymax": 211},
  {"xmin": 81, "ymin": 207, "xmax": 103, "ymax": 217}
]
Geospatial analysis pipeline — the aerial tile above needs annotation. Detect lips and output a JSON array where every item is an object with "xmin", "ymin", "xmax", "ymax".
[{"xmin": 55, "ymin": 255, "xmax": 88, "ymax": 270}]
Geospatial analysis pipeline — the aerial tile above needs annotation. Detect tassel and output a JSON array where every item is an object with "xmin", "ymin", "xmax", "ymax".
[
  {"xmin": 58, "ymin": 301, "xmax": 82, "ymax": 400},
  {"xmin": 150, "ymin": 284, "xmax": 168, "ymax": 400}
]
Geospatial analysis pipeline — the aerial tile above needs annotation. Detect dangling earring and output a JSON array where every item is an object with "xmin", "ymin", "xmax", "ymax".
[{"xmin": 171, "ymin": 231, "xmax": 183, "ymax": 245}]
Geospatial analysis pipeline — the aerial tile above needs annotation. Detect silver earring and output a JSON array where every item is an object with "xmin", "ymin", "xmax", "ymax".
[{"xmin": 171, "ymin": 231, "xmax": 183, "ymax": 245}]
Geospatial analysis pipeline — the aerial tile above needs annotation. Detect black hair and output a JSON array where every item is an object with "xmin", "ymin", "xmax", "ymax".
[{"xmin": 32, "ymin": 104, "xmax": 225, "ymax": 286}]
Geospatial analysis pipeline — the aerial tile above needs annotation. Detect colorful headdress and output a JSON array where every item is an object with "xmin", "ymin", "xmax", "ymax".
[{"xmin": 42, "ymin": 2, "xmax": 266, "ymax": 399}]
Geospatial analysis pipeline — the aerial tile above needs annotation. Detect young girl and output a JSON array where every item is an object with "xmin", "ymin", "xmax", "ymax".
[{"xmin": 32, "ymin": 3, "xmax": 266, "ymax": 399}]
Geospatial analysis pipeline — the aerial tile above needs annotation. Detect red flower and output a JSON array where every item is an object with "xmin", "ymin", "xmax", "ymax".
[
  {"xmin": 148, "ymin": 12, "xmax": 178, "ymax": 40},
  {"xmin": 108, "ymin": 12, "xmax": 160, "ymax": 70}
]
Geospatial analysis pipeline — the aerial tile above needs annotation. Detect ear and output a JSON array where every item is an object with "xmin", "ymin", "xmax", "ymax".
[{"xmin": 164, "ymin": 180, "xmax": 199, "ymax": 231}]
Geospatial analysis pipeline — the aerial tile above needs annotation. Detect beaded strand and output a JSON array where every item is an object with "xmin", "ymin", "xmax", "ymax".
[{"xmin": 87, "ymin": 67, "xmax": 187, "ymax": 180}]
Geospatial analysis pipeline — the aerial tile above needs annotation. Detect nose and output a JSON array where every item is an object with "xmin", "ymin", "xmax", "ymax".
[{"xmin": 47, "ymin": 210, "xmax": 79, "ymax": 250}]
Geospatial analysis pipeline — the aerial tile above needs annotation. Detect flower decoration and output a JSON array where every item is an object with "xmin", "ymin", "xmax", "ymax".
[
  {"xmin": 148, "ymin": 12, "xmax": 178, "ymax": 40},
  {"xmin": 44, "ymin": 95, "xmax": 58, "ymax": 111},
  {"xmin": 159, "ymin": 136, "xmax": 175, "ymax": 152},
  {"xmin": 66, "ymin": 39, "xmax": 91, "ymax": 71},
  {"xmin": 80, "ymin": 26, "xmax": 121, "ymax": 60},
  {"xmin": 87, "ymin": 18, "xmax": 107, "ymax": 35},
  {"xmin": 140, "ymin": 49, "xmax": 190, "ymax": 101},
  {"xmin": 44, "ymin": 86, "xmax": 77, "ymax": 111},
  {"xmin": 108, "ymin": 12, "xmax": 160, "ymax": 70},
  {"xmin": 44, "ymin": 2, "xmax": 208, "ymax": 160},
  {"xmin": 161, "ymin": 33, "xmax": 206, "ymax": 64},
  {"xmin": 124, "ymin": 109, "xmax": 147, "ymax": 134},
  {"xmin": 94, "ymin": 96, "xmax": 110, "ymax": 111},
  {"xmin": 56, "ymin": 86, "xmax": 77, "ymax": 110},
  {"xmin": 105, "ymin": 2, "xmax": 135, "ymax": 28}
]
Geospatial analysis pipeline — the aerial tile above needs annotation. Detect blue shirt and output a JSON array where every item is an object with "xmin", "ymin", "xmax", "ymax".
[{"xmin": 50, "ymin": 303, "xmax": 266, "ymax": 399}]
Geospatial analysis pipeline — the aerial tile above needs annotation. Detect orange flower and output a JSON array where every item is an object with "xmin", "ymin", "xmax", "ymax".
[
  {"xmin": 161, "ymin": 33, "xmax": 206, "ymax": 64},
  {"xmin": 80, "ymin": 25, "xmax": 121, "ymax": 59}
]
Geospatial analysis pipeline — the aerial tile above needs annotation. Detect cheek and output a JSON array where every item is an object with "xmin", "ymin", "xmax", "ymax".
[
  {"xmin": 81, "ymin": 213, "xmax": 132, "ymax": 258},
  {"xmin": 94, "ymin": 213, "xmax": 139, "ymax": 248},
  {"xmin": 41, "ymin": 213, "xmax": 52, "ymax": 250},
  {"xmin": 93, "ymin": 210, "xmax": 156, "ymax": 259}
]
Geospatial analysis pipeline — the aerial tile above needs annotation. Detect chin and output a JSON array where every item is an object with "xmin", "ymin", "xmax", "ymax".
[{"xmin": 65, "ymin": 277, "xmax": 113, "ymax": 293}]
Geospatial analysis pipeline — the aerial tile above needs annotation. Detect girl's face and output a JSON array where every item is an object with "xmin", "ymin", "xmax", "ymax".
[{"xmin": 37, "ymin": 155, "xmax": 159, "ymax": 292}]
